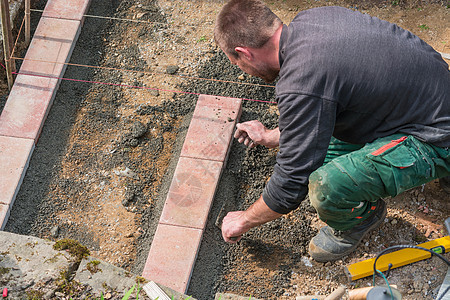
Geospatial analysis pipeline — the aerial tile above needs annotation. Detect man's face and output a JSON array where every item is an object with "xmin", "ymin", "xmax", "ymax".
[{"xmin": 225, "ymin": 51, "xmax": 278, "ymax": 83}]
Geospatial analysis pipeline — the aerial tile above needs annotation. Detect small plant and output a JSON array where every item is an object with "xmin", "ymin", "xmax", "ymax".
[
  {"xmin": 197, "ymin": 35, "xmax": 207, "ymax": 43},
  {"xmin": 55, "ymin": 269, "xmax": 84, "ymax": 296},
  {"xmin": 391, "ymin": 0, "xmax": 399, "ymax": 5},
  {"xmin": 418, "ymin": 24, "xmax": 429, "ymax": 30},
  {"xmin": 122, "ymin": 285, "xmax": 135, "ymax": 300},
  {"xmin": 122, "ymin": 284, "xmax": 142, "ymax": 300}
]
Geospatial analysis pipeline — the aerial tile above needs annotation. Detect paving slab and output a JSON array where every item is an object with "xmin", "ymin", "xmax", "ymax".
[
  {"xmin": 0, "ymin": 204, "xmax": 10, "ymax": 230},
  {"xmin": 42, "ymin": 0, "xmax": 91, "ymax": 21},
  {"xmin": 142, "ymin": 224, "xmax": 202, "ymax": 293},
  {"xmin": 0, "ymin": 231, "xmax": 76, "ymax": 298},
  {"xmin": 180, "ymin": 94, "xmax": 242, "ymax": 162},
  {"xmin": 159, "ymin": 157, "xmax": 223, "ymax": 229},
  {"xmin": 20, "ymin": 17, "xmax": 81, "ymax": 76},
  {"xmin": 0, "ymin": 16, "xmax": 81, "ymax": 141},
  {"xmin": 0, "ymin": 136, "xmax": 34, "ymax": 211},
  {"xmin": 143, "ymin": 95, "xmax": 243, "ymax": 294}
]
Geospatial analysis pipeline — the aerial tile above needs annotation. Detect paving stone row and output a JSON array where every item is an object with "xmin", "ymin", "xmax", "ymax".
[
  {"xmin": 142, "ymin": 94, "xmax": 242, "ymax": 293},
  {"xmin": 0, "ymin": 0, "xmax": 91, "ymax": 228}
]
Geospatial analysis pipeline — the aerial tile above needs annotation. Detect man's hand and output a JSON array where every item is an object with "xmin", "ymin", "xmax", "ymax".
[
  {"xmin": 234, "ymin": 120, "xmax": 280, "ymax": 148},
  {"xmin": 221, "ymin": 196, "xmax": 283, "ymax": 243},
  {"xmin": 221, "ymin": 211, "xmax": 251, "ymax": 243}
]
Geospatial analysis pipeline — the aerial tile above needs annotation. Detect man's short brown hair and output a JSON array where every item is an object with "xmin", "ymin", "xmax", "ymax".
[{"xmin": 214, "ymin": 0, "xmax": 282, "ymax": 58}]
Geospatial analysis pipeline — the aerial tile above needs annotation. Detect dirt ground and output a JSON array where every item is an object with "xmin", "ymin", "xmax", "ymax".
[{"xmin": 1, "ymin": 0, "xmax": 449, "ymax": 299}]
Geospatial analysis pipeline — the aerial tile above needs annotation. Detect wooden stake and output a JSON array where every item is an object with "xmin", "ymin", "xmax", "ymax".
[
  {"xmin": 0, "ymin": 0, "xmax": 15, "ymax": 90},
  {"xmin": 25, "ymin": 0, "xmax": 30, "ymax": 44}
]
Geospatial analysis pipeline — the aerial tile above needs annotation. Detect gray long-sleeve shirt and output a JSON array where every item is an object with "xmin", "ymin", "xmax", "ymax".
[{"xmin": 262, "ymin": 6, "xmax": 450, "ymax": 214}]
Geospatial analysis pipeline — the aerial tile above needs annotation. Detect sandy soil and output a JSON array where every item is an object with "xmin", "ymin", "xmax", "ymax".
[{"xmin": 1, "ymin": 0, "xmax": 449, "ymax": 299}]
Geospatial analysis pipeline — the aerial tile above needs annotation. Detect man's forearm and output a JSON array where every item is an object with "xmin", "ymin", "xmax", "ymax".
[
  {"xmin": 242, "ymin": 195, "xmax": 283, "ymax": 228},
  {"xmin": 221, "ymin": 194, "xmax": 283, "ymax": 243},
  {"xmin": 263, "ymin": 127, "xmax": 280, "ymax": 148}
]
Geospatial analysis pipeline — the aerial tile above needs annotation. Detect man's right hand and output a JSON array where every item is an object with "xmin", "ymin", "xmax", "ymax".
[
  {"xmin": 234, "ymin": 120, "xmax": 280, "ymax": 148},
  {"xmin": 221, "ymin": 196, "xmax": 283, "ymax": 244}
]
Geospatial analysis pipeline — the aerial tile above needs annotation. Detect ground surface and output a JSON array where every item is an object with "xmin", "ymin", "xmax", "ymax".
[{"xmin": 1, "ymin": 0, "xmax": 449, "ymax": 299}]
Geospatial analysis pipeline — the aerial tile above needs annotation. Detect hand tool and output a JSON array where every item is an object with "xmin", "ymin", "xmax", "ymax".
[
  {"xmin": 345, "ymin": 217, "xmax": 450, "ymax": 281},
  {"xmin": 437, "ymin": 217, "xmax": 450, "ymax": 300}
]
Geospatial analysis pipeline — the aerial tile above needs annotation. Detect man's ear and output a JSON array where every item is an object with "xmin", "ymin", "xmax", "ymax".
[{"xmin": 235, "ymin": 47, "xmax": 252, "ymax": 60}]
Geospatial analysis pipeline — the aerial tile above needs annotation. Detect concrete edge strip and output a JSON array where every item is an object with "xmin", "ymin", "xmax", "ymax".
[
  {"xmin": 142, "ymin": 95, "xmax": 242, "ymax": 294},
  {"xmin": 0, "ymin": 0, "xmax": 92, "ymax": 229}
]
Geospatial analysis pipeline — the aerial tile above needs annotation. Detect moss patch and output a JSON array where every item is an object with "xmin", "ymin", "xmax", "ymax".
[
  {"xmin": 26, "ymin": 289, "xmax": 44, "ymax": 300},
  {"xmin": 136, "ymin": 276, "xmax": 147, "ymax": 284},
  {"xmin": 0, "ymin": 267, "xmax": 10, "ymax": 276},
  {"xmin": 53, "ymin": 239, "xmax": 90, "ymax": 261},
  {"xmin": 86, "ymin": 260, "xmax": 101, "ymax": 274}
]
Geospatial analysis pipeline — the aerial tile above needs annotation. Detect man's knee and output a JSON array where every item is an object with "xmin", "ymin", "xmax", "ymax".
[
  {"xmin": 308, "ymin": 169, "xmax": 331, "ymax": 215},
  {"xmin": 308, "ymin": 162, "xmax": 368, "ymax": 220}
]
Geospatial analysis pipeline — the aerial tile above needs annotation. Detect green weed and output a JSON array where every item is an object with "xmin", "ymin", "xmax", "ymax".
[
  {"xmin": 418, "ymin": 24, "xmax": 429, "ymax": 30},
  {"xmin": 197, "ymin": 36, "xmax": 207, "ymax": 43}
]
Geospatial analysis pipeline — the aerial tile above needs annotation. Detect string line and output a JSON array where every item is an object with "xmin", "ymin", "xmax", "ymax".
[
  {"xmin": 9, "ymin": 56, "xmax": 276, "ymax": 89},
  {"xmin": 30, "ymin": 8, "xmax": 196, "ymax": 27},
  {"xmin": 23, "ymin": 8, "xmax": 275, "ymax": 89},
  {"xmin": 4, "ymin": 9, "xmax": 277, "ymax": 104},
  {"xmin": 0, "ymin": 62, "xmax": 277, "ymax": 104}
]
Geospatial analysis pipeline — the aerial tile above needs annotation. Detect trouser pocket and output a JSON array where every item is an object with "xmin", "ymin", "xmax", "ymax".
[{"xmin": 367, "ymin": 136, "xmax": 444, "ymax": 196}]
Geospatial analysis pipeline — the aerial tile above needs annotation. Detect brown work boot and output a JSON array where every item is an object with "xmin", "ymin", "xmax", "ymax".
[
  {"xmin": 439, "ymin": 176, "xmax": 450, "ymax": 194},
  {"xmin": 309, "ymin": 199, "xmax": 387, "ymax": 262}
]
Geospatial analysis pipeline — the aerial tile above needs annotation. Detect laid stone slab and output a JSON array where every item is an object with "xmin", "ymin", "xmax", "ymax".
[
  {"xmin": 180, "ymin": 94, "xmax": 242, "ymax": 162},
  {"xmin": 142, "ymin": 224, "xmax": 202, "ymax": 293},
  {"xmin": 0, "ymin": 231, "xmax": 76, "ymax": 298},
  {"xmin": 74, "ymin": 256, "xmax": 139, "ymax": 296},
  {"xmin": 159, "ymin": 157, "xmax": 223, "ymax": 229}
]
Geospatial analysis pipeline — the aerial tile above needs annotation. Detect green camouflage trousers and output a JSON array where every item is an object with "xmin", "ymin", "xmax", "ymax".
[{"xmin": 309, "ymin": 134, "xmax": 450, "ymax": 231}]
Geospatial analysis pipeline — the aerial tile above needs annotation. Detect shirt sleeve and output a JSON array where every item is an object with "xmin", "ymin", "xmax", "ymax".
[{"xmin": 262, "ymin": 93, "xmax": 337, "ymax": 214}]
